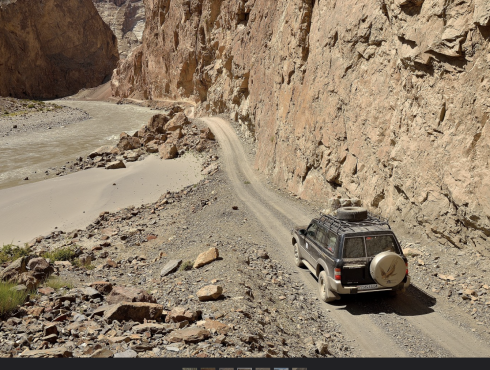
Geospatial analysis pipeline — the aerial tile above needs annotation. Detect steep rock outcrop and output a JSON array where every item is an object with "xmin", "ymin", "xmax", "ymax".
[
  {"xmin": 112, "ymin": 0, "xmax": 490, "ymax": 254},
  {"xmin": 0, "ymin": 0, "xmax": 118, "ymax": 99},
  {"xmin": 93, "ymin": 0, "xmax": 146, "ymax": 59}
]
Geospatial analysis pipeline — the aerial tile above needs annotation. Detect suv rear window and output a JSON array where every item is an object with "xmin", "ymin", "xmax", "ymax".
[
  {"xmin": 343, "ymin": 235, "xmax": 398, "ymax": 258},
  {"xmin": 343, "ymin": 237, "xmax": 365, "ymax": 258},
  {"xmin": 365, "ymin": 235, "xmax": 397, "ymax": 257}
]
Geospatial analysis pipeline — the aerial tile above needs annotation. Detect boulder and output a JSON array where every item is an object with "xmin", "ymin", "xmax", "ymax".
[
  {"xmin": 10, "ymin": 284, "xmax": 27, "ymax": 292},
  {"xmin": 166, "ymin": 327, "xmax": 210, "ymax": 344},
  {"xmin": 90, "ymin": 281, "xmax": 113, "ymax": 294},
  {"xmin": 165, "ymin": 112, "xmax": 190, "ymax": 131},
  {"xmin": 125, "ymin": 151, "xmax": 140, "ymax": 162},
  {"xmin": 197, "ymin": 285, "xmax": 223, "ymax": 301},
  {"xmin": 159, "ymin": 143, "xmax": 178, "ymax": 159},
  {"xmin": 103, "ymin": 302, "xmax": 164, "ymax": 322},
  {"xmin": 402, "ymin": 247, "xmax": 423, "ymax": 257},
  {"xmin": 90, "ymin": 349, "xmax": 114, "ymax": 358},
  {"xmin": 27, "ymin": 257, "xmax": 54, "ymax": 281},
  {"xmin": 0, "ymin": 256, "xmax": 28, "ymax": 282},
  {"xmin": 106, "ymin": 286, "xmax": 157, "ymax": 305},
  {"xmin": 89, "ymin": 145, "xmax": 114, "ymax": 158},
  {"xmin": 38, "ymin": 287, "xmax": 55, "ymax": 295},
  {"xmin": 117, "ymin": 136, "xmax": 140, "ymax": 151},
  {"xmin": 202, "ymin": 319, "xmax": 230, "ymax": 334},
  {"xmin": 81, "ymin": 287, "xmax": 102, "ymax": 299},
  {"xmin": 193, "ymin": 247, "xmax": 219, "ymax": 269},
  {"xmin": 200, "ymin": 127, "xmax": 215, "ymax": 140},
  {"xmin": 114, "ymin": 349, "xmax": 137, "ymax": 358},
  {"xmin": 147, "ymin": 114, "xmax": 171, "ymax": 134},
  {"xmin": 132, "ymin": 323, "xmax": 176, "ymax": 334},
  {"xmin": 18, "ymin": 272, "xmax": 40, "ymax": 290},
  {"xmin": 160, "ymin": 259, "xmax": 182, "ymax": 277},
  {"xmin": 20, "ymin": 347, "xmax": 73, "ymax": 358},
  {"xmin": 44, "ymin": 324, "xmax": 58, "ymax": 336},
  {"xmin": 105, "ymin": 160, "xmax": 126, "ymax": 170},
  {"xmin": 168, "ymin": 307, "xmax": 201, "ymax": 323},
  {"xmin": 145, "ymin": 140, "xmax": 160, "ymax": 153}
]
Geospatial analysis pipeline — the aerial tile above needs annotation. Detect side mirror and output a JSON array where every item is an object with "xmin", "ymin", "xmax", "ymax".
[{"xmin": 299, "ymin": 229, "xmax": 306, "ymax": 235}]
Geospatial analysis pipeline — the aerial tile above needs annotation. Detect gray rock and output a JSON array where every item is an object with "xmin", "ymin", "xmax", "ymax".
[
  {"xmin": 114, "ymin": 349, "xmax": 137, "ymax": 358},
  {"xmin": 10, "ymin": 284, "xmax": 27, "ymax": 292},
  {"xmin": 160, "ymin": 259, "xmax": 182, "ymax": 277},
  {"xmin": 81, "ymin": 287, "xmax": 101, "ymax": 299}
]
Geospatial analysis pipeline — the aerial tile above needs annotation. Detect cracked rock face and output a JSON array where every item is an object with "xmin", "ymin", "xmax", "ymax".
[
  {"xmin": 0, "ymin": 0, "xmax": 119, "ymax": 99},
  {"xmin": 112, "ymin": 0, "xmax": 490, "ymax": 254},
  {"xmin": 92, "ymin": 0, "xmax": 146, "ymax": 59}
]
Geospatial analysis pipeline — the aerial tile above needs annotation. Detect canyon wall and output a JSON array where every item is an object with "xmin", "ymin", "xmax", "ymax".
[
  {"xmin": 0, "ymin": 0, "xmax": 118, "ymax": 99},
  {"xmin": 112, "ymin": 0, "xmax": 490, "ymax": 254},
  {"xmin": 93, "ymin": 0, "xmax": 146, "ymax": 59}
]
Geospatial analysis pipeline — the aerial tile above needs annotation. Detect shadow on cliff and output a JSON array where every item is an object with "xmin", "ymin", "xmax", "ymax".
[{"xmin": 327, "ymin": 283, "xmax": 436, "ymax": 317}]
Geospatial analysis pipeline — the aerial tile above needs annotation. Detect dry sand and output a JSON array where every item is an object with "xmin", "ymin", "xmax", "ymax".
[{"xmin": 0, "ymin": 154, "xmax": 202, "ymax": 246}]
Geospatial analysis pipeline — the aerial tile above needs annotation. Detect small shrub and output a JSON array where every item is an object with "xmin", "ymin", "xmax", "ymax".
[
  {"xmin": 244, "ymin": 180, "xmax": 251, "ymax": 184},
  {"xmin": 0, "ymin": 244, "xmax": 31, "ymax": 264},
  {"xmin": 72, "ymin": 258, "xmax": 95, "ymax": 270},
  {"xmin": 43, "ymin": 247, "xmax": 76, "ymax": 262},
  {"xmin": 179, "ymin": 260, "xmax": 194, "ymax": 271},
  {"xmin": 0, "ymin": 282, "xmax": 29, "ymax": 317},
  {"xmin": 44, "ymin": 276, "xmax": 73, "ymax": 290},
  {"xmin": 27, "ymin": 104, "xmax": 35, "ymax": 109}
]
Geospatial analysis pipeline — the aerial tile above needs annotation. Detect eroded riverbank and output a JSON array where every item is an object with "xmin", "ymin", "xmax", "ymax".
[{"xmin": 0, "ymin": 101, "xmax": 159, "ymax": 190}]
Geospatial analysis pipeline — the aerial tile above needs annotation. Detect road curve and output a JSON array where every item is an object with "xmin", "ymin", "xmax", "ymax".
[{"xmin": 202, "ymin": 116, "xmax": 490, "ymax": 358}]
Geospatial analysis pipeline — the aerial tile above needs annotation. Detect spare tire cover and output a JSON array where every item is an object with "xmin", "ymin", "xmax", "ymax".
[
  {"xmin": 336, "ymin": 207, "xmax": 368, "ymax": 221},
  {"xmin": 370, "ymin": 251, "xmax": 405, "ymax": 287}
]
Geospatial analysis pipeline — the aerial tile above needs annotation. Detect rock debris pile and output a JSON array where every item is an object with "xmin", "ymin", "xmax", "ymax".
[{"xmin": 42, "ymin": 108, "xmax": 216, "ymax": 177}]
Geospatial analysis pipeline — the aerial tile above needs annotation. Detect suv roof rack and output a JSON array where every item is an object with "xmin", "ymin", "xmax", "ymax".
[{"xmin": 318, "ymin": 212, "xmax": 391, "ymax": 234}]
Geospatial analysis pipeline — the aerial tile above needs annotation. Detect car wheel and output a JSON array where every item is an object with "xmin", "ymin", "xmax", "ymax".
[
  {"xmin": 318, "ymin": 271, "xmax": 338, "ymax": 303},
  {"xmin": 294, "ymin": 243, "xmax": 304, "ymax": 267}
]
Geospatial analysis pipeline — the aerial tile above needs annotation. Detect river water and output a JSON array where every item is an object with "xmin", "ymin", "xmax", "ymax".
[{"xmin": 0, "ymin": 101, "xmax": 158, "ymax": 190}]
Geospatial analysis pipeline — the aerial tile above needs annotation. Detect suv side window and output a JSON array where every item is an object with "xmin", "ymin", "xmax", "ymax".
[
  {"xmin": 306, "ymin": 223, "xmax": 318, "ymax": 240},
  {"xmin": 315, "ymin": 226, "xmax": 326, "ymax": 246},
  {"xmin": 325, "ymin": 230, "xmax": 338, "ymax": 255}
]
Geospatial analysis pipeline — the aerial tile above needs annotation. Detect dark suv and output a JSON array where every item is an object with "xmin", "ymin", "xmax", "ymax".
[{"xmin": 291, "ymin": 207, "xmax": 410, "ymax": 302}]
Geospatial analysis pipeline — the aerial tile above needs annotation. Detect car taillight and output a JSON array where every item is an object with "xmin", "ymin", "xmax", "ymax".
[
  {"xmin": 334, "ymin": 268, "xmax": 341, "ymax": 281},
  {"xmin": 405, "ymin": 262, "xmax": 408, "ymax": 276}
]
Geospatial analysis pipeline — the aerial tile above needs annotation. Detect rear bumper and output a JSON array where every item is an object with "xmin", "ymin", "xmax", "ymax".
[{"xmin": 329, "ymin": 275, "xmax": 411, "ymax": 294}]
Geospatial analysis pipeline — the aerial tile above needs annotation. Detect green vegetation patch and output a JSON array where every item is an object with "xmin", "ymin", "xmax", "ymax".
[
  {"xmin": 0, "ymin": 244, "xmax": 31, "ymax": 265},
  {"xmin": 179, "ymin": 260, "xmax": 194, "ymax": 271},
  {"xmin": 44, "ymin": 276, "xmax": 74, "ymax": 290},
  {"xmin": 43, "ymin": 247, "xmax": 76, "ymax": 262},
  {"xmin": 0, "ymin": 282, "xmax": 29, "ymax": 317}
]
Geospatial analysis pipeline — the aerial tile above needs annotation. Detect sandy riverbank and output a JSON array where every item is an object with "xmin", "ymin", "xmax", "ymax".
[{"xmin": 0, "ymin": 154, "xmax": 202, "ymax": 246}]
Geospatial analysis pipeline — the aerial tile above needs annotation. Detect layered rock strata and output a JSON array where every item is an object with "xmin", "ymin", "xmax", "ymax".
[
  {"xmin": 0, "ymin": 0, "xmax": 118, "ymax": 99},
  {"xmin": 112, "ymin": 0, "xmax": 490, "ymax": 254},
  {"xmin": 93, "ymin": 0, "xmax": 146, "ymax": 59}
]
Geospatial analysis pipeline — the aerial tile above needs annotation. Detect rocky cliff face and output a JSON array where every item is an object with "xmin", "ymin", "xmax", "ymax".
[
  {"xmin": 112, "ymin": 0, "xmax": 490, "ymax": 254},
  {"xmin": 0, "ymin": 0, "xmax": 118, "ymax": 99},
  {"xmin": 93, "ymin": 0, "xmax": 146, "ymax": 59}
]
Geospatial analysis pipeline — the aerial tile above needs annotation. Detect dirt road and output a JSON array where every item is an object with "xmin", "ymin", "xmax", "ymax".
[{"xmin": 202, "ymin": 116, "xmax": 490, "ymax": 357}]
